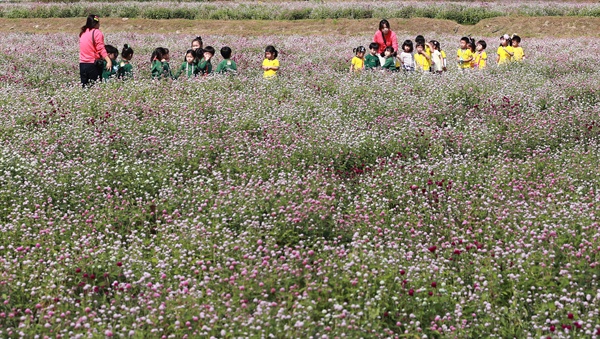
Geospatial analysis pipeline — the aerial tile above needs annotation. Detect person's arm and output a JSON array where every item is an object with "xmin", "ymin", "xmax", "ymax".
[
  {"xmin": 94, "ymin": 30, "xmax": 111, "ymax": 71},
  {"xmin": 391, "ymin": 31, "xmax": 399, "ymax": 53}
]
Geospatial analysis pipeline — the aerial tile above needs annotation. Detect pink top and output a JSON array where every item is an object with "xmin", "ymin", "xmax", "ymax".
[
  {"xmin": 79, "ymin": 28, "xmax": 107, "ymax": 63},
  {"xmin": 373, "ymin": 30, "xmax": 398, "ymax": 54}
]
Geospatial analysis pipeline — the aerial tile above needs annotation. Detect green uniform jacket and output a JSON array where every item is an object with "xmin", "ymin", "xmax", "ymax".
[
  {"xmin": 174, "ymin": 62, "xmax": 197, "ymax": 79},
  {"xmin": 216, "ymin": 59, "xmax": 238, "ymax": 74},
  {"xmin": 151, "ymin": 60, "xmax": 172, "ymax": 79},
  {"xmin": 117, "ymin": 62, "xmax": 133, "ymax": 79},
  {"xmin": 364, "ymin": 54, "xmax": 380, "ymax": 70},
  {"xmin": 382, "ymin": 57, "xmax": 397, "ymax": 71},
  {"xmin": 195, "ymin": 58, "xmax": 212, "ymax": 76}
]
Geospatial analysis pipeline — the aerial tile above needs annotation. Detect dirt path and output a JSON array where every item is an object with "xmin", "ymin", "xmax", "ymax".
[{"xmin": 0, "ymin": 16, "xmax": 599, "ymax": 37}]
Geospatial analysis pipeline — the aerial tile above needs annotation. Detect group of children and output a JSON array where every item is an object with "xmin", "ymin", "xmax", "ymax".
[
  {"xmin": 99, "ymin": 36, "xmax": 282, "ymax": 81},
  {"xmin": 350, "ymin": 34, "xmax": 525, "ymax": 73}
]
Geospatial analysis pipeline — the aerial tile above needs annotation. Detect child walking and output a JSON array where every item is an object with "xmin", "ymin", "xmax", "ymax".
[
  {"xmin": 457, "ymin": 37, "xmax": 474, "ymax": 70},
  {"xmin": 350, "ymin": 46, "xmax": 366, "ymax": 73},
  {"xmin": 174, "ymin": 49, "xmax": 197, "ymax": 79},
  {"xmin": 398, "ymin": 40, "xmax": 414, "ymax": 71},
  {"xmin": 364, "ymin": 42, "xmax": 380, "ymax": 70},
  {"xmin": 262, "ymin": 45, "xmax": 279, "ymax": 78},
  {"xmin": 151, "ymin": 47, "xmax": 171, "ymax": 79},
  {"xmin": 117, "ymin": 44, "xmax": 134, "ymax": 79},
  {"xmin": 216, "ymin": 46, "xmax": 238, "ymax": 74},
  {"xmin": 496, "ymin": 34, "xmax": 514, "ymax": 65},
  {"xmin": 511, "ymin": 35, "xmax": 525, "ymax": 61}
]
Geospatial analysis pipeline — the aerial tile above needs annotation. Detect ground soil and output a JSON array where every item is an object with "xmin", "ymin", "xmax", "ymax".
[{"xmin": 0, "ymin": 16, "xmax": 599, "ymax": 37}]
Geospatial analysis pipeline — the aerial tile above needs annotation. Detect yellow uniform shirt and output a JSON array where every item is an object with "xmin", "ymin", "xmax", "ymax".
[
  {"xmin": 262, "ymin": 58, "xmax": 279, "ymax": 78},
  {"xmin": 497, "ymin": 46, "xmax": 514, "ymax": 64},
  {"xmin": 473, "ymin": 51, "xmax": 487, "ymax": 69},
  {"xmin": 351, "ymin": 56, "xmax": 364, "ymax": 72},
  {"xmin": 441, "ymin": 50, "xmax": 447, "ymax": 68},
  {"xmin": 457, "ymin": 48, "xmax": 473, "ymax": 69},
  {"xmin": 512, "ymin": 47, "xmax": 524, "ymax": 61},
  {"xmin": 414, "ymin": 53, "xmax": 431, "ymax": 71}
]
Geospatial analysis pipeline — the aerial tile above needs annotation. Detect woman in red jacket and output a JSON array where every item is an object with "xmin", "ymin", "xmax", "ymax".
[
  {"xmin": 373, "ymin": 19, "xmax": 398, "ymax": 56},
  {"xmin": 79, "ymin": 14, "xmax": 111, "ymax": 87}
]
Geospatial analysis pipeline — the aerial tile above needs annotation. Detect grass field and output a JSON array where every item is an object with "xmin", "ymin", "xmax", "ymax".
[{"xmin": 1, "ymin": 3, "xmax": 600, "ymax": 338}]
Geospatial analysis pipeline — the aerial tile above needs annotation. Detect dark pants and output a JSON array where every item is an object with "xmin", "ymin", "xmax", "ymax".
[{"xmin": 80, "ymin": 63, "xmax": 101, "ymax": 87}]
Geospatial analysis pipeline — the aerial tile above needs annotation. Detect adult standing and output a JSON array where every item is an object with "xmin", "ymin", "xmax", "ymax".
[
  {"xmin": 79, "ymin": 14, "xmax": 111, "ymax": 86},
  {"xmin": 373, "ymin": 19, "xmax": 398, "ymax": 65}
]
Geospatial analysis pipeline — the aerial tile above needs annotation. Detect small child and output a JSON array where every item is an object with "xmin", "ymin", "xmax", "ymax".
[
  {"xmin": 472, "ymin": 40, "xmax": 487, "ymax": 69},
  {"xmin": 262, "ymin": 45, "xmax": 279, "ymax": 78},
  {"xmin": 457, "ymin": 37, "xmax": 474, "ymax": 70},
  {"xmin": 381, "ymin": 46, "xmax": 397, "ymax": 72},
  {"xmin": 350, "ymin": 46, "xmax": 366, "ymax": 73},
  {"xmin": 511, "ymin": 35, "xmax": 525, "ymax": 61},
  {"xmin": 430, "ymin": 40, "xmax": 443, "ymax": 74},
  {"xmin": 196, "ymin": 46, "xmax": 215, "ymax": 76},
  {"xmin": 364, "ymin": 42, "xmax": 380, "ymax": 70},
  {"xmin": 216, "ymin": 46, "xmax": 238, "ymax": 74},
  {"xmin": 414, "ymin": 43, "xmax": 431, "ymax": 72},
  {"xmin": 117, "ymin": 44, "xmax": 134, "ymax": 79},
  {"xmin": 174, "ymin": 49, "xmax": 197, "ymax": 79},
  {"xmin": 191, "ymin": 36, "xmax": 203, "ymax": 52},
  {"xmin": 398, "ymin": 40, "xmax": 414, "ymax": 71},
  {"xmin": 102, "ymin": 44, "xmax": 119, "ymax": 80},
  {"xmin": 150, "ymin": 47, "xmax": 171, "ymax": 79},
  {"xmin": 496, "ymin": 34, "xmax": 514, "ymax": 65}
]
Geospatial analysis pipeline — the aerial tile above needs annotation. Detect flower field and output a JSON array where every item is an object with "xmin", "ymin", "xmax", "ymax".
[{"xmin": 1, "ymin": 31, "xmax": 600, "ymax": 338}]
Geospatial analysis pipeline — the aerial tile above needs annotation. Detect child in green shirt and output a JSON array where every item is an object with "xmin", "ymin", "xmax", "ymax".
[
  {"xmin": 174, "ymin": 49, "xmax": 197, "ymax": 79},
  {"xmin": 150, "ymin": 47, "xmax": 171, "ymax": 79},
  {"xmin": 102, "ymin": 45, "xmax": 119, "ymax": 80},
  {"xmin": 195, "ymin": 46, "xmax": 215, "ymax": 76},
  {"xmin": 381, "ymin": 46, "xmax": 397, "ymax": 72},
  {"xmin": 364, "ymin": 42, "xmax": 381, "ymax": 70},
  {"xmin": 117, "ymin": 44, "xmax": 134, "ymax": 79},
  {"xmin": 215, "ymin": 46, "xmax": 237, "ymax": 74}
]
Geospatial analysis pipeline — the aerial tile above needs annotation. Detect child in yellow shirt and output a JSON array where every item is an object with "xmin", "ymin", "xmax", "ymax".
[
  {"xmin": 262, "ymin": 45, "xmax": 279, "ymax": 78},
  {"xmin": 497, "ymin": 34, "xmax": 514, "ymax": 65},
  {"xmin": 457, "ymin": 37, "xmax": 474, "ymax": 70},
  {"xmin": 472, "ymin": 40, "xmax": 488, "ymax": 69},
  {"xmin": 511, "ymin": 35, "xmax": 525, "ymax": 61},
  {"xmin": 414, "ymin": 43, "xmax": 431, "ymax": 72},
  {"xmin": 350, "ymin": 46, "xmax": 366, "ymax": 73}
]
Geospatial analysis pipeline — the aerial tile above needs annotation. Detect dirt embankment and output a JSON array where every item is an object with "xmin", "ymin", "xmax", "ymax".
[{"xmin": 0, "ymin": 16, "xmax": 598, "ymax": 37}]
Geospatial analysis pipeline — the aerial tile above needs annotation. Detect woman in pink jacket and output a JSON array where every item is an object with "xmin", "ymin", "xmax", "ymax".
[
  {"xmin": 79, "ymin": 14, "xmax": 111, "ymax": 86},
  {"xmin": 373, "ymin": 19, "xmax": 398, "ymax": 56}
]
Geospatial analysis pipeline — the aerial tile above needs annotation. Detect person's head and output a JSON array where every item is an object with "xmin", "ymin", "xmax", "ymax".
[
  {"xmin": 500, "ymin": 34, "xmax": 511, "ymax": 47},
  {"xmin": 105, "ymin": 45, "xmax": 118, "ymax": 60},
  {"xmin": 220, "ymin": 46, "xmax": 232, "ymax": 59},
  {"xmin": 384, "ymin": 46, "xmax": 394, "ymax": 58},
  {"xmin": 80, "ymin": 14, "xmax": 100, "ymax": 36},
  {"xmin": 203, "ymin": 46, "xmax": 215, "ymax": 60},
  {"xmin": 415, "ymin": 43, "xmax": 424, "ymax": 53},
  {"xmin": 415, "ymin": 35, "xmax": 425, "ymax": 45},
  {"xmin": 191, "ymin": 36, "xmax": 203, "ymax": 51},
  {"xmin": 151, "ymin": 47, "xmax": 168, "ymax": 62},
  {"xmin": 401, "ymin": 40, "xmax": 413, "ymax": 53},
  {"xmin": 511, "ymin": 35, "xmax": 521, "ymax": 47},
  {"xmin": 460, "ymin": 37, "xmax": 470, "ymax": 49},
  {"xmin": 430, "ymin": 40, "xmax": 440, "ymax": 51},
  {"xmin": 121, "ymin": 44, "xmax": 134, "ymax": 61},
  {"xmin": 379, "ymin": 19, "xmax": 391, "ymax": 35},
  {"xmin": 353, "ymin": 46, "xmax": 366, "ymax": 58},
  {"xmin": 265, "ymin": 45, "xmax": 278, "ymax": 60},
  {"xmin": 184, "ymin": 49, "xmax": 196, "ymax": 64},
  {"xmin": 467, "ymin": 42, "xmax": 475, "ymax": 53},
  {"xmin": 476, "ymin": 40, "xmax": 487, "ymax": 51},
  {"xmin": 368, "ymin": 42, "xmax": 379, "ymax": 54}
]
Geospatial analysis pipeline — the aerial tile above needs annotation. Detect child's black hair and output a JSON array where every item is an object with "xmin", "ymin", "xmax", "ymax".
[
  {"xmin": 184, "ymin": 49, "xmax": 196, "ymax": 61},
  {"xmin": 401, "ymin": 40, "xmax": 413, "ymax": 53},
  {"xmin": 192, "ymin": 36, "xmax": 203, "ymax": 48},
  {"xmin": 353, "ymin": 46, "xmax": 366, "ymax": 55},
  {"xmin": 105, "ymin": 44, "xmax": 119, "ymax": 57},
  {"xmin": 121, "ymin": 44, "xmax": 134, "ymax": 60},
  {"xmin": 368, "ymin": 42, "xmax": 379, "ymax": 51},
  {"xmin": 477, "ymin": 40, "xmax": 487, "ymax": 50},
  {"xmin": 500, "ymin": 34, "xmax": 512, "ymax": 46},
  {"xmin": 151, "ymin": 47, "xmax": 168, "ymax": 62},
  {"xmin": 203, "ymin": 46, "xmax": 216, "ymax": 56},
  {"xmin": 220, "ymin": 46, "xmax": 232, "ymax": 59},
  {"xmin": 265, "ymin": 45, "xmax": 278, "ymax": 59},
  {"xmin": 467, "ymin": 42, "xmax": 475, "ymax": 52},
  {"xmin": 384, "ymin": 46, "xmax": 394, "ymax": 55},
  {"xmin": 512, "ymin": 35, "xmax": 521, "ymax": 43},
  {"xmin": 415, "ymin": 42, "xmax": 425, "ymax": 49},
  {"xmin": 415, "ymin": 35, "xmax": 425, "ymax": 44},
  {"xmin": 429, "ymin": 40, "xmax": 440, "ymax": 51},
  {"xmin": 460, "ymin": 36, "xmax": 470, "ymax": 43}
]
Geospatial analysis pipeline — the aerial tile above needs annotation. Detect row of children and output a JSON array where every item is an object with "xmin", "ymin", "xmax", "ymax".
[
  {"xmin": 101, "ymin": 36, "xmax": 282, "ymax": 80},
  {"xmin": 350, "ymin": 34, "xmax": 525, "ymax": 73}
]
